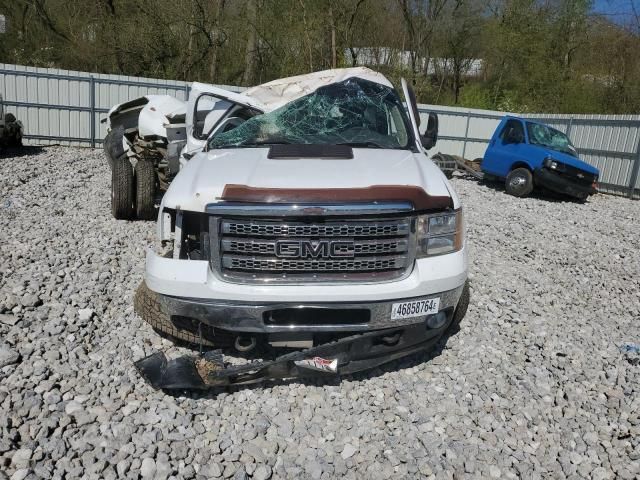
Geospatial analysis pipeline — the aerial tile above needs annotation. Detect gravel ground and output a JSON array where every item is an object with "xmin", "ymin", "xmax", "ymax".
[{"xmin": 1, "ymin": 146, "xmax": 639, "ymax": 480}]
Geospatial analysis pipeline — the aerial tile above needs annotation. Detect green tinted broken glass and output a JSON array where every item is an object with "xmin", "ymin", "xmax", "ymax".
[{"xmin": 207, "ymin": 78, "xmax": 413, "ymax": 150}]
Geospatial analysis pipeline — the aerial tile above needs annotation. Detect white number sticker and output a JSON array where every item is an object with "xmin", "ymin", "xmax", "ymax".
[{"xmin": 391, "ymin": 298, "xmax": 440, "ymax": 320}]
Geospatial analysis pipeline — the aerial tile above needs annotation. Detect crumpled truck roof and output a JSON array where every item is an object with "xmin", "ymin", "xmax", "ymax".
[
  {"xmin": 196, "ymin": 67, "xmax": 395, "ymax": 114},
  {"xmin": 244, "ymin": 67, "xmax": 394, "ymax": 112}
]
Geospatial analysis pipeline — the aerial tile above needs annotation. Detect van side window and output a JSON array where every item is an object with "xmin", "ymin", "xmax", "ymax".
[{"xmin": 500, "ymin": 119, "xmax": 524, "ymax": 143}]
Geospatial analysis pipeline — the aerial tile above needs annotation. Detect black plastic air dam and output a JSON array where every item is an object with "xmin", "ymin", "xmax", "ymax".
[{"xmin": 135, "ymin": 321, "xmax": 446, "ymax": 390}]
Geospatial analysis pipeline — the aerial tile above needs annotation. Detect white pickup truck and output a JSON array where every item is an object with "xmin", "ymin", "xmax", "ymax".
[{"xmin": 133, "ymin": 68, "xmax": 469, "ymax": 388}]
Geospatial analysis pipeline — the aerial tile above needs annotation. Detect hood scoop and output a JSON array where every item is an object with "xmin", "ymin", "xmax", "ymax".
[{"xmin": 267, "ymin": 144, "xmax": 353, "ymax": 159}]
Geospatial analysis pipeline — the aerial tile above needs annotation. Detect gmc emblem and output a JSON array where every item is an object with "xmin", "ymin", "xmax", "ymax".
[{"xmin": 275, "ymin": 240, "xmax": 355, "ymax": 259}]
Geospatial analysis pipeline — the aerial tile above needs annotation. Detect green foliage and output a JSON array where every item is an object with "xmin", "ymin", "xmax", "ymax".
[{"xmin": 0, "ymin": 0, "xmax": 639, "ymax": 114}]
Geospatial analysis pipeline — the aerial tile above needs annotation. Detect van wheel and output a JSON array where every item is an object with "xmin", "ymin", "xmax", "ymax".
[
  {"xmin": 505, "ymin": 168, "xmax": 533, "ymax": 197},
  {"xmin": 135, "ymin": 160, "xmax": 157, "ymax": 220},
  {"xmin": 111, "ymin": 155, "xmax": 134, "ymax": 219}
]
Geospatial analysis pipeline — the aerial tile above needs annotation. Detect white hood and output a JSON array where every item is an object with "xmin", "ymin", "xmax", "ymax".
[{"xmin": 162, "ymin": 148, "xmax": 453, "ymax": 212}]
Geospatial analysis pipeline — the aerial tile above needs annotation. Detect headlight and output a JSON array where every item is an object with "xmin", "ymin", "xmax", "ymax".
[
  {"xmin": 543, "ymin": 157, "xmax": 565, "ymax": 172},
  {"xmin": 416, "ymin": 210, "xmax": 463, "ymax": 257}
]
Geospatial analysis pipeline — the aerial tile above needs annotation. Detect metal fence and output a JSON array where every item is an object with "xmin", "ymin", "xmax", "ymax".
[
  {"xmin": 0, "ymin": 63, "xmax": 242, "ymax": 147},
  {"xmin": 416, "ymin": 104, "xmax": 640, "ymax": 199},
  {"xmin": 1, "ymin": 63, "xmax": 639, "ymax": 198}
]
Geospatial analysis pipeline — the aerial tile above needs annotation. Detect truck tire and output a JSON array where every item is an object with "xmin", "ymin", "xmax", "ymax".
[
  {"xmin": 103, "ymin": 126, "xmax": 125, "ymax": 169},
  {"xmin": 505, "ymin": 167, "xmax": 534, "ymax": 197},
  {"xmin": 135, "ymin": 160, "xmax": 157, "ymax": 220},
  {"xmin": 448, "ymin": 280, "xmax": 470, "ymax": 334},
  {"xmin": 111, "ymin": 155, "xmax": 134, "ymax": 219},
  {"xmin": 8, "ymin": 129, "xmax": 22, "ymax": 147},
  {"xmin": 134, "ymin": 281, "xmax": 216, "ymax": 347}
]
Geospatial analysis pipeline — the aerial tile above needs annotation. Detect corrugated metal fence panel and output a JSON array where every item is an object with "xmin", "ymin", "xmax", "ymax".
[
  {"xmin": 0, "ymin": 63, "xmax": 244, "ymax": 146},
  {"xmin": 1, "ymin": 63, "xmax": 638, "ymax": 198},
  {"xmin": 417, "ymin": 104, "xmax": 506, "ymax": 160},
  {"xmin": 2, "ymin": 64, "xmax": 89, "ymax": 146}
]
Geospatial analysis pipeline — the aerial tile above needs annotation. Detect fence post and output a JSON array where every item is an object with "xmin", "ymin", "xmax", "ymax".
[
  {"xmin": 184, "ymin": 83, "xmax": 190, "ymax": 101},
  {"xmin": 89, "ymin": 75, "xmax": 96, "ymax": 148},
  {"xmin": 565, "ymin": 117, "xmax": 573, "ymax": 138},
  {"xmin": 462, "ymin": 111, "xmax": 471, "ymax": 159},
  {"xmin": 628, "ymin": 138, "xmax": 640, "ymax": 199}
]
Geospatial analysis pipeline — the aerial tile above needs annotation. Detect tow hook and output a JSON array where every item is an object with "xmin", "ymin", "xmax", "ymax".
[{"xmin": 234, "ymin": 335, "xmax": 257, "ymax": 353}]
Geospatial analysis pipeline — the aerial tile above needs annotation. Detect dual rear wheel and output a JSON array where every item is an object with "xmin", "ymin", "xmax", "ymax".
[{"xmin": 111, "ymin": 156, "xmax": 156, "ymax": 220}]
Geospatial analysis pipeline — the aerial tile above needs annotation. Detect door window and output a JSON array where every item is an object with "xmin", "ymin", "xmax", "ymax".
[
  {"xmin": 500, "ymin": 119, "xmax": 524, "ymax": 143},
  {"xmin": 193, "ymin": 94, "xmax": 232, "ymax": 139}
]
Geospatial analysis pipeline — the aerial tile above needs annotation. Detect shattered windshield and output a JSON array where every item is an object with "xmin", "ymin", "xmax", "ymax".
[
  {"xmin": 526, "ymin": 122, "xmax": 577, "ymax": 157},
  {"xmin": 207, "ymin": 78, "xmax": 413, "ymax": 150}
]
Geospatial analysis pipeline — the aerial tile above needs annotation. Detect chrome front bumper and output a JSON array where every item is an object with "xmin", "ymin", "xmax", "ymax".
[{"xmin": 156, "ymin": 284, "xmax": 465, "ymax": 333}]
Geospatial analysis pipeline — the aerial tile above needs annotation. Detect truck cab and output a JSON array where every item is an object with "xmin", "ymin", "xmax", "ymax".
[{"xmin": 482, "ymin": 116, "xmax": 599, "ymax": 200}]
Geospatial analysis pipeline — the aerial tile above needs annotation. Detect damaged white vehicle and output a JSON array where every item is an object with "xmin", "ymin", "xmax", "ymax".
[
  {"xmin": 132, "ymin": 67, "xmax": 470, "ymax": 390},
  {"xmin": 104, "ymin": 75, "xmax": 327, "ymax": 220}
]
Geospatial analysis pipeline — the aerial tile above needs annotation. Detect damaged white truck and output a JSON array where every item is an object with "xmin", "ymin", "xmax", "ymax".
[{"xmin": 131, "ymin": 68, "xmax": 470, "ymax": 389}]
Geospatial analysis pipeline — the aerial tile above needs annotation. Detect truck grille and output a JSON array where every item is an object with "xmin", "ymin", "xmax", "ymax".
[
  {"xmin": 560, "ymin": 163, "xmax": 597, "ymax": 186},
  {"xmin": 211, "ymin": 217, "xmax": 415, "ymax": 283}
]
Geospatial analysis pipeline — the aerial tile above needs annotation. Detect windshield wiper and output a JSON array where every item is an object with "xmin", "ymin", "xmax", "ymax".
[
  {"xmin": 211, "ymin": 140, "xmax": 292, "ymax": 149},
  {"xmin": 336, "ymin": 141, "xmax": 386, "ymax": 149},
  {"xmin": 244, "ymin": 140, "xmax": 292, "ymax": 146}
]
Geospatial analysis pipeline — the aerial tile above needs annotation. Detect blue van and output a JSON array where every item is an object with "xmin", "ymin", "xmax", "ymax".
[{"xmin": 481, "ymin": 116, "xmax": 599, "ymax": 200}]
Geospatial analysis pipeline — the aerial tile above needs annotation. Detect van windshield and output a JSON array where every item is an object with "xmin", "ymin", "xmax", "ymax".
[
  {"xmin": 207, "ymin": 78, "xmax": 413, "ymax": 150},
  {"xmin": 526, "ymin": 122, "xmax": 577, "ymax": 157}
]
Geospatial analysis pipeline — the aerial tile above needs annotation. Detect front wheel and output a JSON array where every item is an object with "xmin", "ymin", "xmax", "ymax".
[
  {"xmin": 448, "ymin": 280, "xmax": 470, "ymax": 334},
  {"xmin": 505, "ymin": 168, "xmax": 534, "ymax": 197},
  {"xmin": 134, "ymin": 282, "xmax": 217, "ymax": 347}
]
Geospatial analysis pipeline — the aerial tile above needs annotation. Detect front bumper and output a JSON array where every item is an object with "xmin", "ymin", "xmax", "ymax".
[
  {"xmin": 158, "ymin": 284, "xmax": 464, "ymax": 333},
  {"xmin": 534, "ymin": 167, "xmax": 596, "ymax": 198},
  {"xmin": 136, "ymin": 319, "xmax": 452, "ymax": 390}
]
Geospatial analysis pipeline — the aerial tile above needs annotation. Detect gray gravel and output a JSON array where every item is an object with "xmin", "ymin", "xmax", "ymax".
[{"xmin": 1, "ymin": 146, "xmax": 639, "ymax": 479}]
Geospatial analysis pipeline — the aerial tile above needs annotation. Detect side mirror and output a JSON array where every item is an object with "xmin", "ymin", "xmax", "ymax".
[{"xmin": 421, "ymin": 112, "xmax": 438, "ymax": 150}]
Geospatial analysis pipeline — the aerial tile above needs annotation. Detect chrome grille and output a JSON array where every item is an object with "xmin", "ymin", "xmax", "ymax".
[
  {"xmin": 212, "ymin": 216, "xmax": 415, "ymax": 283},
  {"xmin": 223, "ymin": 256, "xmax": 407, "ymax": 271},
  {"xmin": 222, "ymin": 220, "xmax": 409, "ymax": 237},
  {"xmin": 221, "ymin": 238, "xmax": 408, "ymax": 256}
]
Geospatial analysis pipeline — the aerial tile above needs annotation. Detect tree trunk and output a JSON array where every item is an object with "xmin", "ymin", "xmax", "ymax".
[
  {"xmin": 242, "ymin": 0, "xmax": 258, "ymax": 86},
  {"xmin": 329, "ymin": 5, "xmax": 337, "ymax": 69},
  {"xmin": 210, "ymin": 0, "xmax": 225, "ymax": 82}
]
